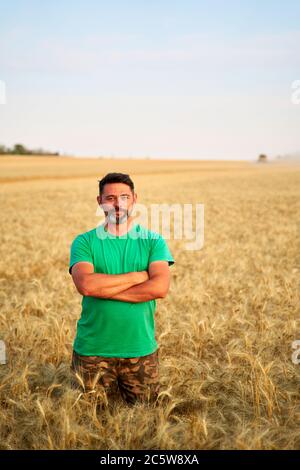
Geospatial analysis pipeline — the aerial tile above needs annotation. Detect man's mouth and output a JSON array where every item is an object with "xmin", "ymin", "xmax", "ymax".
[{"xmin": 108, "ymin": 210, "xmax": 127, "ymax": 218}]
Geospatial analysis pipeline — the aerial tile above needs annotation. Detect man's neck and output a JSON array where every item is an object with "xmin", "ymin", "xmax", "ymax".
[{"xmin": 104, "ymin": 217, "xmax": 135, "ymax": 236}]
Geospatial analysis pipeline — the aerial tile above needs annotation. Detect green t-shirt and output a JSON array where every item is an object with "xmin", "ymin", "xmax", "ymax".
[{"xmin": 69, "ymin": 223, "xmax": 175, "ymax": 357}]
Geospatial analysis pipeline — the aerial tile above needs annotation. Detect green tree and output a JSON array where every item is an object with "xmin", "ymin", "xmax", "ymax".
[
  {"xmin": 0, "ymin": 144, "xmax": 8, "ymax": 154},
  {"xmin": 12, "ymin": 143, "xmax": 29, "ymax": 155},
  {"xmin": 258, "ymin": 154, "xmax": 268, "ymax": 163}
]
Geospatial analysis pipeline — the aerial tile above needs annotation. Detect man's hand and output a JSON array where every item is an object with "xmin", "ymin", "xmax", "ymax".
[
  {"xmin": 133, "ymin": 270, "xmax": 150, "ymax": 285},
  {"xmin": 108, "ymin": 261, "xmax": 171, "ymax": 303}
]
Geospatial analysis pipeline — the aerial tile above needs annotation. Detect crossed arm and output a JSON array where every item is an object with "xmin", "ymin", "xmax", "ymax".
[{"xmin": 70, "ymin": 261, "xmax": 171, "ymax": 303}]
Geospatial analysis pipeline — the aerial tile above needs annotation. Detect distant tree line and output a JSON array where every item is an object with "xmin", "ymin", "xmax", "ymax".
[
  {"xmin": 257, "ymin": 153, "xmax": 268, "ymax": 163},
  {"xmin": 0, "ymin": 143, "xmax": 59, "ymax": 156}
]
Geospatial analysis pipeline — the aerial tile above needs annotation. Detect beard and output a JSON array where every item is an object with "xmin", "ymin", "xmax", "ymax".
[{"xmin": 106, "ymin": 208, "xmax": 130, "ymax": 225}]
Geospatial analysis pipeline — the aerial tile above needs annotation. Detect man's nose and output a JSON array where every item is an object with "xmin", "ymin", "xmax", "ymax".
[{"xmin": 115, "ymin": 199, "xmax": 127, "ymax": 207}]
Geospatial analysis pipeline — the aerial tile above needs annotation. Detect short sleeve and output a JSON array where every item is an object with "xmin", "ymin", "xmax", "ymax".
[
  {"xmin": 148, "ymin": 235, "xmax": 175, "ymax": 266},
  {"xmin": 69, "ymin": 234, "xmax": 93, "ymax": 275}
]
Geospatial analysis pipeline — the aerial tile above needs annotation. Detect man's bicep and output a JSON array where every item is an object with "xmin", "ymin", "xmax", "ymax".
[
  {"xmin": 148, "ymin": 260, "xmax": 169, "ymax": 277},
  {"xmin": 68, "ymin": 234, "xmax": 93, "ymax": 275},
  {"xmin": 148, "ymin": 260, "xmax": 171, "ymax": 297},
  {"xmin": 71, "ymin": 262, "xmax": 94, "ymax": 295}
]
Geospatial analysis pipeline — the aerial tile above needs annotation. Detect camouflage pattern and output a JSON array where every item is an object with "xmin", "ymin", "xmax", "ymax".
[{"xmin": 70, "ymin": 349, "xmax": 160, "ymax": 405}]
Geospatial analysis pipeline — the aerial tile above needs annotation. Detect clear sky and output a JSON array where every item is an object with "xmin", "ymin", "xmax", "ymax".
[{"xmin": 0, "ymin": 0, "xmax": 300, "ymax": 160}]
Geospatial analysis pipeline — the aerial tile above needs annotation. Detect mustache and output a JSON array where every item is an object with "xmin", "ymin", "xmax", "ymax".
[
  {"xmin": 101, "ymin": 205, "xmax": 127, "ymax": 212},
  {"xmin": 107, "ymin": 208, "xmax": 127, "ymax": 214}
]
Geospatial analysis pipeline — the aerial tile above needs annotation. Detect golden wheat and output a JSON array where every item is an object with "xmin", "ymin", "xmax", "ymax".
[{"xmin": 0, "ymin": 156, "xmax": 299, "ymax": 449}]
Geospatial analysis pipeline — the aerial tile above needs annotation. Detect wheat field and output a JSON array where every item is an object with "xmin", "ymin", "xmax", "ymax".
[{"xmin": 0, "ymin": 156, "xmax": 299, "ymax": 450}]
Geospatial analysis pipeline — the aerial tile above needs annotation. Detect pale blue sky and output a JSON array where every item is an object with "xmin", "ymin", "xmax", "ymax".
[{"xmin": 0, "ymin": 0, "xmax": 300, "ymax": 159}]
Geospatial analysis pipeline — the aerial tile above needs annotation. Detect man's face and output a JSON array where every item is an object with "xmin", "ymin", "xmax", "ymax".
[{"xmin": 97, "ymin": 183, "xmax": 137, "ymax": 225}]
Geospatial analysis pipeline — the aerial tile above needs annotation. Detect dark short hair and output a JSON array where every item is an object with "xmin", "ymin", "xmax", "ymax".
[{"xmin": 98, "ymin": 172, "xmax": 134, "ymax": 195}]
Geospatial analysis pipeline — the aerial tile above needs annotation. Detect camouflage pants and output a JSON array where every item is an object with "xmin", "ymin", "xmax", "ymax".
[{"xmin": 70, "ymin": 348, "xmax": 160, "ymax": 405}]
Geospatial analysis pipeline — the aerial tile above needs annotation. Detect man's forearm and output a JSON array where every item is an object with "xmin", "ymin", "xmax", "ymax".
[
  {"xmin": 82, "ymin": 271, "xmax": 148, "ymax": 298},
  {"xmin": 109, "ymin": 278, "xmax": 165, "ymax": 303}
]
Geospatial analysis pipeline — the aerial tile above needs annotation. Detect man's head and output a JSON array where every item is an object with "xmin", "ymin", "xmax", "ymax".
[{"xmin": 97, "ymin": 173, "xmax": 137, "ymax": 225}]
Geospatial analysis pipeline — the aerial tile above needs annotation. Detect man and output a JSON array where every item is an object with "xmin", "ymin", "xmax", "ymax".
[{"xmin": 69, "ymin": 172, "xmax": 175, "ymax": 406}]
